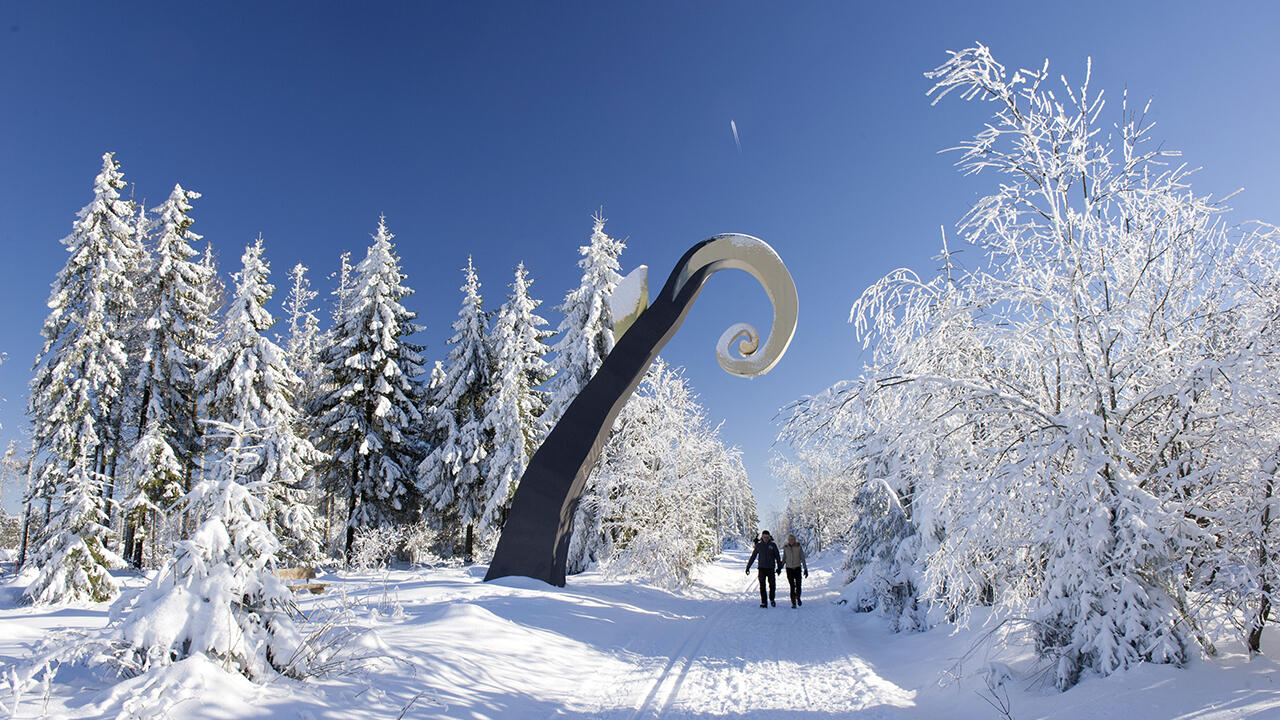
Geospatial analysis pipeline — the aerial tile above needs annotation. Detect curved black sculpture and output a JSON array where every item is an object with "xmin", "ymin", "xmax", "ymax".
[{"xmin": 484, "ymin": 234, "xmax": 798, "ymax": 586}]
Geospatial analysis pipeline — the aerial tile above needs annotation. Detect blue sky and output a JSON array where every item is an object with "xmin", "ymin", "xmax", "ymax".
[{"xmin": 2, "ymin": 2, "xmax": 1279, "ymax": 521}]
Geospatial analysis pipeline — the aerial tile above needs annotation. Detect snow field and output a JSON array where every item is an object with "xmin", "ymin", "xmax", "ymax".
[{"xmin": 2, "ymin": 550, "xmax": 1279, "ymax": 719}]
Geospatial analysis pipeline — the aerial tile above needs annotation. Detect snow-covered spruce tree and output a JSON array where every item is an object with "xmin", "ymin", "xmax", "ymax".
[
  {"xmin": 100, "ymin": 198, "xmax": 152, "ymax": 532},
  {"xmin": 314, "ymin": 217, "xmax": 426, "ymax": 560},
  {"xmin": 330, "ymin": 250, "xmax": 355, "ymax": 329},
  {"xmin": 282, "ymin": 262, "xmax": 323, "ymax": 399},
  {"xmin": 539, "ymin": 213, "xmax": 624, "ymax": 430},
  {"xmin": 313, "ymin": 250, "xmax": 355, "ymax": 547},
  {"xmin": 110, "ymin": 420, "xmax": 301, "ymax": 680},
  {"xmin": 280, "ymin": 262, "xmax": 327, "ymax": 550},
  {"xmin": 24, "ymin": 152, "xmax": 141, "ymax": 604},
  {"xmin": 541, "ymin": 213, "xmax": 624, "ymax": 573},
  {"xmin": 418, "ymin": 257, "xmax": 493, "ymax": 561},
  {"xmin": 197, "ymin": 238, "xmax": 323, "ymax": 563},
  {"xmin": 785, "ymin": 46, "xmax": 1280, "ymax": 689},
  {"xmin": 179, "ymin": 241, "xmax": 225, "ymax": 536},
  {"xmin": 480, "ymin": 262, "xmax": 553, "ymax": 534},
  {"xmin": 122, "ymin": 184, "xmax": 214, "ymax": 568}
]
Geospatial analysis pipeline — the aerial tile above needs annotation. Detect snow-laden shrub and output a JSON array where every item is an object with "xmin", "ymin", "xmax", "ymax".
[
  {"xmin": 349, "ymin": 525, "xmax": 405, "ymax": 570},
  {"xmin": 402, "ymin": 520, "xmax": 445, "ymax": 565}
]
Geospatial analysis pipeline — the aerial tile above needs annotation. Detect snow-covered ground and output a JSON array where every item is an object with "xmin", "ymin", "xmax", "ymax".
[{"xmin": 1, "ymin": 550, "xmax": 1277, "ymax": 719}]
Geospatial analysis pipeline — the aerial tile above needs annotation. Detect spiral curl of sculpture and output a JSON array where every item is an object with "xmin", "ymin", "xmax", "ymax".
[
  {"xmin": 674, "ymin": 234, "xmax": 798, "ymax": 378},
  {"xmin": 484, "ymin": 233, "xmax": 798, "ymax": 587}
]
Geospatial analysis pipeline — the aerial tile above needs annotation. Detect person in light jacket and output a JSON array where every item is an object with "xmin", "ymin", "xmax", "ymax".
[
  {"xmin": 782, "ymin": 533, "xmax": 808, "ymax": 608},
  {"xmin": 746, "ymin": 530, "xmax": 783, "ymax": 607}
]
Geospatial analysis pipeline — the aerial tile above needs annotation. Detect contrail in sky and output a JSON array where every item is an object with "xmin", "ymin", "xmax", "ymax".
[{"xmin": 730, "ymin": 119, "xmax": 742, "ymax": 153}]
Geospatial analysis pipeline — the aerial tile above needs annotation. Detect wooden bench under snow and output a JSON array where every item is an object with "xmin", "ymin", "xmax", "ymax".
[{"xmin": 276, "ymin": 566, "xmax": 328, "ymax": 594}]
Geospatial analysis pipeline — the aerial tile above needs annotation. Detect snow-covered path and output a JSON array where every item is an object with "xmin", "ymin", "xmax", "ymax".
[{"xmin": 601, "ymin": 549, "xmax": 913, "ymax": 719}]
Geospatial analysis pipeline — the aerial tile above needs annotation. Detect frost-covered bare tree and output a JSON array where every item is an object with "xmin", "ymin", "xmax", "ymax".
[
  {"xmin": 588, "ymin": 360, "xmax": 756, "ymax": 586},
  {"xmin": 773, "ymin": 448, "xmax": 857, "ymax": 555},
  {"xmin": 784, "ymin": 45, "xmax": 1280, "ymax": 689}
]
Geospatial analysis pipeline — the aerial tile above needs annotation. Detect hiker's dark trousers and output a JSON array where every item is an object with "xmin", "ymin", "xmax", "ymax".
[
  {"xmin": 758, "ymin": 569, "xmax": 776, "ymax": 604},
  {"xmin": 786, "ymin": 567, "xmax": 803, "ymax": 605}
]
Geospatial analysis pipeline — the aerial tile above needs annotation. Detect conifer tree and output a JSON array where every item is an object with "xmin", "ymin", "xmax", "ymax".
[
  {"xmin": 481, "ymin": 263, "xmax": 553, "ymax": 532},
  {"xmin": 312, "ymin": 250, "xmax": 356, "ymax": 549},
  {"xmin": 330, "ymin": 250, "xmax": 354, "ymax": 328},
  {"xmin": 418, "ymin": 257, "xmax": 493, "ymax": 560},
  {"xmin": 197, "ymin": 238, "xmax": 322, "ymax": 562},
  {"xmin": 100, "ymin": 198, "xmax": 151, "ymax": 529},
  {"xmin": 122, "ymin": 184, "xmax": 213, "ymax": 567},
  {"xmin": 314, "ymin": 217, "xmax": 426, "ymax": 559},
  {"xmin": 180, "ymin": 242, "xmax": 224, "ymax": 533},
  {"xmin": 282, "ymin": 262, "xmax": 323, "ymax": 396},
  {"xmin": 539, "ymin": 213, "xmax": 625, "ymax": 431},
  {"xmin": 25, "ymin": 153, "xmax": 139, "ymax": 604}
]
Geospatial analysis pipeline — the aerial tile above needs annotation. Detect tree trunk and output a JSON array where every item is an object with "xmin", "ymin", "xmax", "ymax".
[
  {"xmin": 150, "ymin": 508, "xmax": 159, "ymax": 569},
  {"xmin": 1250, "ymin": 475, "xmax": 1275, "ymax": 654},
  {"xmin": 343, "ymin": 462, "xmax": 359, "ymax": 562},
  {"xmin": 122, "ymin": 516, "xmax": 137, "ymax": 568},
  {"xmin": 16, "ymin": 499, "xmax": 33, "ymax": 570},
  {"xmin": 465, "ymin": 523, "xmax": 474, "ymax": 564},
  {"xmin": 1247, "ymin": 587, "xmax": 1271, "ymax": 654}
]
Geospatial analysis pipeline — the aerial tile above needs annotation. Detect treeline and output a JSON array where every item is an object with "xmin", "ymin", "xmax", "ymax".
[
  {"xmin": 15, "ymin": 154, "xmax": 757, "ymax": 608},
  {"xmin": 779, "ymin": 46, "xmax": 1280, "ymax": 690}
]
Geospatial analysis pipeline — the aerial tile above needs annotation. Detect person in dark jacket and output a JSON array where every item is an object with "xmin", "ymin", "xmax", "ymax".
[
  {"xmin": 781, "ymin": 533, "xmax": 808, "ymax": 608},
  {"xmin": 746, "ymin": 530, "xmax": 783, "ymax": 607}
]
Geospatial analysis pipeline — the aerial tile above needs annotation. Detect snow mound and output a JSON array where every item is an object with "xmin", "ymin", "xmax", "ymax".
[
  {"xmin": 435, "ymin": 602, "xmax": 506, "ymax": 625},
  {"xmin": 86, "ymin": 654, "xmax": 268, "ymax": 719},
  {"xmin": 484, "ymin": 574, "xmax": 556, "ymax": 592}
]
